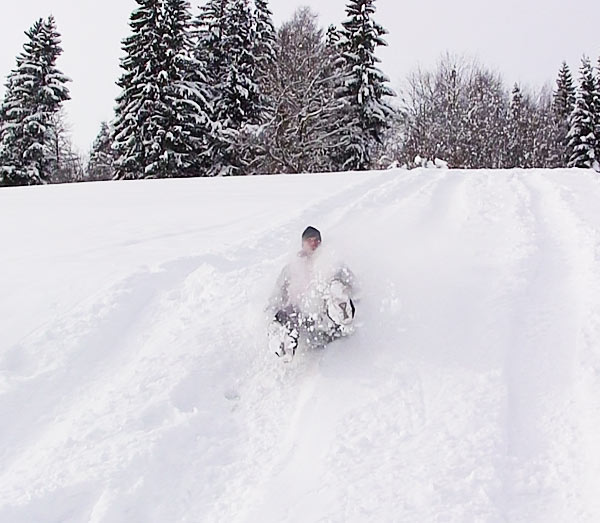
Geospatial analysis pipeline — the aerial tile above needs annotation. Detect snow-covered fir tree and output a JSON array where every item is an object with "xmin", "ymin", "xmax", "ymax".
[
  {"xmin": 35, "ymin": 17, "xmax": 73, "ymax": 180},
  {"xmin": 551, "ymin": 62, "xmax": 576, "ymax": 166},
  {"xmin": 87, "ymin": 121, "xmax": 116, "ymax": 181},
  {"xmin": 0, "ymin": 16, "xmax": 70, "ymax": 186},
  {"xmin": 193, "ymin": 0, "xmax": 276, "ymax": 175},
  {"xmin": 567, "ymin": 57, "xmax": 599, "ymax": 170},
  {"xmin": 223, "ymin": 0, "xmax": 260, "ymax": 125},
  {"xmin": 253, "ymin": 0, "xmax": 276, "ymax": 92},
  {"xmin": 325, "ymin": 24, "xmax": 341, "ymax": 48},
  {"xmin": 193, "ymin": 0, "xmax": 229, "ymax": 87},
  {"xmin": 553, "ymin": 62, "xmax": 576, "ymax": 118},
  {"xmin": 235, "ymin": 0, "xmax": 278, "ymax": 174},
  {"xmin": 331, "ymin": 0, "xmax": 396, "ymax": 171},
  {"xmin": 192, "ymin": 0, "xmax": 229, "ymax": 173},
  {"xmin": 112, "ymin": 0, "xmax": 211, "ymax": 179},
  {"xmin": 159, "ymin": 0, "xmax": 213, "ymax": 175},
  {"xmin": 206, "ymin": 0, "xmax": 271, "ymax": 175},
  {"xmin": 112, "ymin": 0, "xmax": 163, "ymax": 179},
  {"xmin": 209, "ymin": 0, "xmax": 255, "ymax": 175},
  {"xmin": 0, "ymin": 73, "xmax": 24, "ymax": 186}
]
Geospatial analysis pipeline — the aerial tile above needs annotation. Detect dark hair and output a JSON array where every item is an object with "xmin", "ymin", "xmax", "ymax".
[{"xmin": 302, "ymin": 226, "xmax": 321, "ymax": 242}]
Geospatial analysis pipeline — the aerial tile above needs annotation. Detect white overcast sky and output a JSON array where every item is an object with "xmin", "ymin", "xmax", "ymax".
[{"xmin": 1, "ymin": 0, "xmax": 599, "ymax": 153}]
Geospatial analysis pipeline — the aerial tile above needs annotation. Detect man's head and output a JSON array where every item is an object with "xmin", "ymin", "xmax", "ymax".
[{"xmin": 302, "ymin": 226, "xmax": 321, "ymax": 253}]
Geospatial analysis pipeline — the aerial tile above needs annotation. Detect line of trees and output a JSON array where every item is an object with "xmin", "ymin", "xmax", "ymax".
[
  {"xmin": 106, "ymin": 0, "xmax": 394, "ymax": 179},
  {"xmin": 397, "ymin": 54, "xmax": 600, "ymax": 171},
  {"xmin": 1, "ymin": 0, "xmax": 599, "ymax": 186},
  {"xmin": 0, "ymin": 0, "xmax": 395, "ymax": 186}
]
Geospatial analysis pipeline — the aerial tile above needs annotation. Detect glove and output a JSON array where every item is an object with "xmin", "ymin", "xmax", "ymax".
[{"xmin": 326, "ymin": 280, "xmax": 355, "ymax": 326}]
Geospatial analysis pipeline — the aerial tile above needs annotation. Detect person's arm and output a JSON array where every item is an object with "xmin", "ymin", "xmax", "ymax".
[{"xmin": 267, "ymin": 265, "xmax": 290, "ymax": 313}]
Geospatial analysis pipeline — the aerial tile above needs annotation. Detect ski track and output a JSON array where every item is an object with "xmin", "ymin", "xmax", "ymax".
[
  {"xmin": 2, "ymin": 169, "xmax": 600, "ymax": 522},
  {"xmin": 505, "ymin": 171, "xmax": 600, "ymax": 522}
]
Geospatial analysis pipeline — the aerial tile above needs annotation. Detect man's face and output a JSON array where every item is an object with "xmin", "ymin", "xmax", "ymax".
[{"xmin": 302, "ymin": 236, "xmax": 321, "ymax": 253}]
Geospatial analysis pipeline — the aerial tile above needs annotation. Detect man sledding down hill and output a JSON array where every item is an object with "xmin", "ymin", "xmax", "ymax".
[{"xmin": 267, "ymin": 226, "xmax": 356, "ymax": 361}]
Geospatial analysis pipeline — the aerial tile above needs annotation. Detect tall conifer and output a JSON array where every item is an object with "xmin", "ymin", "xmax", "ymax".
[
  {"xmin": 331, "ymin": 0, "xmax": 396, "ymax": 171},
  {"xmin": 112, "ymin": 0, "xmax": 163, "ymax": 179},
  {"xmin": 0, "ymin": 16, "xmax": 70, "ymax": 185},
  {"xmin": 567, "ymin": 57, "xmax": 599, "ymax": 169},
  {"xmin": 87, "ymin": 121, "xmax": 115, "ymax": 181},
  {"xmin": 112, "ymin": 0, "xmax": 212, "ymax": 179},
  {"xmin": 553, "ymin": 62, "xmax": 576, "ymax": 118},
  {"xmin": 552, "ymin": 61, "xmax": 577, "ymax": 166}
]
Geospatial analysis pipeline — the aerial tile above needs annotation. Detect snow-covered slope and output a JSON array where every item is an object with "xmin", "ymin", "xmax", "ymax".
[{"xmin": 2, "ymin": 169, "xmax": 600, "ymax": 522}]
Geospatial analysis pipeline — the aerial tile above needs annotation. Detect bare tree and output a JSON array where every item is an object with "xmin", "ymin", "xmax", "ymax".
[
  {"xmin": 400, "ymin": 54, "xmax": 509, "ymax": 168},
  {"xmin": 48, "ymin": 108, "xmax": 84, "ymax": 183},
  {"xmin": 250, "ymin": 7, "xmax": 341, "ymax": 174}
]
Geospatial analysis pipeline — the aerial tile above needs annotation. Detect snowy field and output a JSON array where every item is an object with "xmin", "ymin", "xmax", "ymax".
[{"xmin": 2, "ymin": 168, "xmax": 600, "ymax": 522}]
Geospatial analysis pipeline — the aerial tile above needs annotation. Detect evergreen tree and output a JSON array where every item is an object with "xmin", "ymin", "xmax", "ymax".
[
  {"xmin": 112, "ymin": 0, "xmax": 211, "ymax": 179},
  {"xmin": 551, "ymin": 61, "xmax": 576, "ymax": 166},
  {"xmin": 192, "ymin": 0, "xmax": 276, "ymax": 175},
  {"xmin": 192, "ymin": 0, "xmax": 229, "ymax": 174},
  {"xmin": 112, "ymin": 0, "xmax": 163, "ymax": 179},
  {"xmin": 0, "ymin": 16, "xmax": 70, "ymax": 186},
  {"xmin": 253, "ymin": 0, "xmax": 276, "ymax": 87},
  {"xmin": 553, "ymin": 62, "xmax": 576, "ymax": 118},
  {"xmin": 251, "ymin": 0, "xmax": 277, "ymax": 130},
  {"xmin": 332, "ymin": 0, "xmax": 396, "ymax": 171},
  {"xmin": 325, "ymin": 24, "xmax": 341, "ymax": 48},
  {"xmin": 208, "ymin": 0, "xmax": 262, "ymax": 175},
  {"xmin": 567, "ymin": 57, "xmax": 599, "ymax": 169},
  {"xmin": 160, "ymin": 0, "xmax": 213, "ymax": 175},
  {"xmin": 87, "ymin": 121, "xmax": 116, "ymax": 181},
  {"xmin": 193, "ymin": 0, "xmax": 229, "ymax": 87},
  {"xmin": 217, "ymin": 0, "xmax": 260, "ymax": 128}
]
